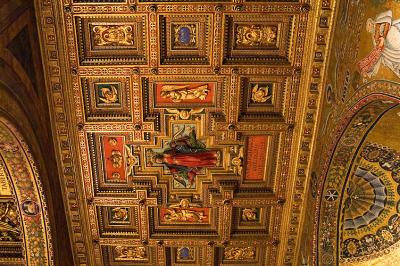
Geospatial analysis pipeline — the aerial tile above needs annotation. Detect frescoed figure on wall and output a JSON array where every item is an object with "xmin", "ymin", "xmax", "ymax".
[
  {"xmin": 154, "ymin": 127, "xmax": 218, "ymax": 188},
  {"xmin": 358, "ymin": 10, "xmax": 400, "ymax": 78}
]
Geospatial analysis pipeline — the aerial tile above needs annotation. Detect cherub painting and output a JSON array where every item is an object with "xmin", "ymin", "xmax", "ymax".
[{"xmin": 358, "ymin": 10, "xmax": 400, "ymax": 78}]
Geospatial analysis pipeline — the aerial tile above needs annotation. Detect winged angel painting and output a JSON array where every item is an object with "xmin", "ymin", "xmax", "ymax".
[{"xmin": 358, "ymin": 10, "xmax": 400, "ymax": 79}]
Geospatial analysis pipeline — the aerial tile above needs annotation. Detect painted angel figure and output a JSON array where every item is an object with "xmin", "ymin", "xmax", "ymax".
[{"xmin": 358, "ymin": 10, "xmax": 400, "ymax": 78}]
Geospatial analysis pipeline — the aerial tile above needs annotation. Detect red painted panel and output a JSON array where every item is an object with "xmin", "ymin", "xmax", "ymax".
[
  {"xmin": 103, "ymin": 136, "xmax": 126, "ymax": 183},
  {"xmin": 245, "ymin": 136, "xmax": 269, "ymax": 180}
]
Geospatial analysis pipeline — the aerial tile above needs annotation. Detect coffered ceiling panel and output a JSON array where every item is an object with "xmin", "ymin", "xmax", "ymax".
[{"xmin": 34, "ymin": 0, "xmax": 332, "ymax": 264}]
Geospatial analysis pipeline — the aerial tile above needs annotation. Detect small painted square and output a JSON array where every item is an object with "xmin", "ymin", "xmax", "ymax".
[
  {"xmin": 249, "ymin": 83, "xmax": 273, "ymax": 104},
  {"xmin": 240, "ymin": 208, "xmax": 260, "ymax": 222},
  {"xmin": 176, "ymin": 247, "xmax": 195, "ymax": 261},
  {"xmin": 235, "ymin": 24, "xmax": 278, "ymax": 48},
  {"xmin": 95, "ymin": 83, "xmax": 122, "ymax": 107},
  {"xmin": 109, "ymin": 207, "xmax": 130, "ymax": 224},
  {"xmin": 172, "ymin": 24, "xmax": 197, "ymax": 49}
]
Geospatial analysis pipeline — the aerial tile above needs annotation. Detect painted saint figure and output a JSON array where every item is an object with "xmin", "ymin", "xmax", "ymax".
[
  {"xmin": 154, "ymin": 128, "xmax": 218, "ymax": 188},
  {"xmin": 358, "ymin": 10, "xmax": 400, "ymax": 78}
]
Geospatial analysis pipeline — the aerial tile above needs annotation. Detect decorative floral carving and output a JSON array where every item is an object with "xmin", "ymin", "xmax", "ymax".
[
  {"xmin": 224, "ymin": 247, "xmax": 256, "ymax": 260},
  {"xmin": 251, "ymin": 84, "xmax": 272, "ymax": 103},
  {"xmin": 114, "ymin": 246, "xmax": 146, "ymax": 260},
  {"xmin": 110, "ymin": 150, "xmax": 123, "ymax": 168},
  {"xmin": 160, "ymin": 84, "xmax": 209, "ymax": 103},
  {"xmin": 162, "ymin": 199, "xmax": 209, "ymax": 223},
  {"xmin": 241, "ymin": 208, "xmax": 258, "ymax": 222},
  {"xmin": 231, "ymin": 146, "xmax": 244, "ymax": 175},
  {"xmin": 92, "ymin": 25, "xmax": 134, "ymax": 46},
  {"xmin": 166, "ymin": 108, "xmax": 204, "ymax": 120},
  {"xmin": 236, "ymin": 25, "xmax": 277, "ymax": 47},
  {"xmin": 98, "ymin": 84, "xmax": 119, "ymax": 104},
  {"xmin": 110, "ymin": 207, "xmax": 129, "ymax": 222}
]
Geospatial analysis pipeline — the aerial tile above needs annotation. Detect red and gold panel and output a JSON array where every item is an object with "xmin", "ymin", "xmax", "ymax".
[
  {"xmin": 102, "ymin": 136, "xmax": 127, "ymax": 183},
  {"xmin": 245, "ymin": 136, "xmax": 269, "ymax": 180}
]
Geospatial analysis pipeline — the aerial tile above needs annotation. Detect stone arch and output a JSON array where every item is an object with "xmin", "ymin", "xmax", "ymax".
[
  {"xmin": 315, "ymin": 89, "xmax": 400, "ymax": 265},
  {"xmin": 0, "ymin": 117, "xmax": 53, "ymax": 265}
]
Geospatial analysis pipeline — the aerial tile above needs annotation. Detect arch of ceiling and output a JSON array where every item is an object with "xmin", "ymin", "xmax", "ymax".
[
  {"xmin": 315, "ymin": 92, "xmax": 400, "ymax": 266},
  {"xmin": 0, "ymin": 117, "xmax": 53, "ymax": 265}
]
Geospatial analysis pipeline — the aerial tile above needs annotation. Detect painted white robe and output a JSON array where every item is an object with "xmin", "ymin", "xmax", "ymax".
[{"xmin": 369, "ymin": 10, "xmax": 400, "ymax": 78}]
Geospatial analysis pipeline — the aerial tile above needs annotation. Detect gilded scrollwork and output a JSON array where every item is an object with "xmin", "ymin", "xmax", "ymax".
[
  {"xmin": 92, "ymin": 25, "xmax": 134, "ymax": 47},
  {"xmin": 251, "ymin": 84, "xmax": 272, "ymax": 103},
  {"xmin": 160, "ymin": 84, "xmax": 209, "ymax": 102},
  {"xmin": 166, "ymin": 108, "xmax": 204, "ymax": 120},
  {"xmin": 236, "ymin": 25, "xmax": 277, "ymax": 47},
  {"xmin": 231, "ymin": 146, "xmax": 244, "ymax": 175},
  {"xmin": 114, "ymin": 246, "xmax": 146, "ymax": 260},
  {"xmin": 224, "ymin": 247, "xmax": 256, "ymax": 260},
  {"xmin": 241, "ymin": 208, "xmax": 258, "ymax": 222}
]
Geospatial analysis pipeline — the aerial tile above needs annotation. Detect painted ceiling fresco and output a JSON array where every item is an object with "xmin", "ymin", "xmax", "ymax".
[{"xmin": 33, "ymin": 0, "xmax": 338, "ymax": 265}]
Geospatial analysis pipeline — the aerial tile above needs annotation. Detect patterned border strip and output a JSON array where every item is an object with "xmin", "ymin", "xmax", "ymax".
[
  {"xmin": 0, "ymin": 118, "xmax": 53, "ymax": 265},
  {"xmin": 35, "ymin": 0, "xmax": 90, "ymax": 264},
  {"xmin": 281, "ymin": 0, "xmax": 335, "ymax": 264}
]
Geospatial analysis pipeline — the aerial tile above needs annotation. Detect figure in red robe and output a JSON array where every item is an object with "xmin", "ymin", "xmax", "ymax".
[{"xmin": 155, "ymin": 129, "xmax": 218, "ymax": 188}]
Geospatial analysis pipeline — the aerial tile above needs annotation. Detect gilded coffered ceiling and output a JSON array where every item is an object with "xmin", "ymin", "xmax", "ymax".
[{"xmin": 33, "ymin": 0, "xmax": 336, "ymax": 265}]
